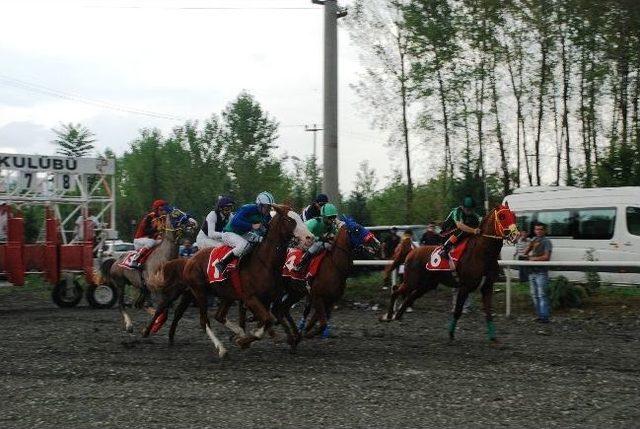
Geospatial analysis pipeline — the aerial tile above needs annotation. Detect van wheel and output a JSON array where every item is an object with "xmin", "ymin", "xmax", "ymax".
[
  {"xmin": 52, "ymin": 279, "xmax": 83, "ymax": 308},
  {"xmin": 86, "ymin": 283, "xmax": 118, "ymax": 309}
]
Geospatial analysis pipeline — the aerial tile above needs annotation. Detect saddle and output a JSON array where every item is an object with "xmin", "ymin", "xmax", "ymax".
[
  {"xmin": 425, "ymin": 238, "xmax": 469, "ymax": 271},
  {"xmin": 118, "ymin": 247, "xmax": 157, "ymax": 269},
  {"xmin": 206, "ymin": 246, "xmax": 243, "ymax": 297},
  {"xmin": 282, "ymin": 247, "xmax": 327, "ymax": 282}
]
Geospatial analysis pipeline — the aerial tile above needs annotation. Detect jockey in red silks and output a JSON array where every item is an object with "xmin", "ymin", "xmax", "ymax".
[{"xmin": 130, "ymin": 199, "xmax": 168, "ymax": 268}]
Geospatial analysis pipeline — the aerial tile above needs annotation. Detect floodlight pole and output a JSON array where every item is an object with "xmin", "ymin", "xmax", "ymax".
[{"xmin": 312, "ymin": 0, "xmax": 346, "ymax": 202}]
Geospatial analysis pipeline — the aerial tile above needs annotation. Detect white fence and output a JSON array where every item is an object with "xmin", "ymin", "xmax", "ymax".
[{"xmin": 352, "ymin": 259, "xmax": 640, "ymax": 317}]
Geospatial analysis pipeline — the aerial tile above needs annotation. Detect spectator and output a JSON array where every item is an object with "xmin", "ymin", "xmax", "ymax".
[
  {"xmin": 525, "ymin": 222, "xmax": 553, "ymax": 323},
  {"xmin": 514, "ymin": 230, "xmax": 531, "ymax": 283},
  {"xmin": 179, "ymin": 239, "xmax": 197, "ymax": 258},
  {"xmin": 382, "ymin": 227, "xmax": 401, "ymax": 259},
  {"xmin": 420, "ymin": 222, "xmax": 443, "ymax": 246}
]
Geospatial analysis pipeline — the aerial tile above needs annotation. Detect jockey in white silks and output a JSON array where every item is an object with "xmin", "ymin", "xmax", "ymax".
[
  {"xmin": 215, "ymin": 191, "xmax": 275, "ymax": 274},
  {"xmin": 195, "ymin": 196, "xmax": 235, "ymax": 249}
]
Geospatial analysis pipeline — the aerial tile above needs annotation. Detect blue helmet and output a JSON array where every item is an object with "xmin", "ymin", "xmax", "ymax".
[
  {"xmin": 217, "ymin": 196, "xmax": 235, "ymax": 210},
  {"xmin": 256, "ymin": 191, "xmax": 275, "ymax": 206}
]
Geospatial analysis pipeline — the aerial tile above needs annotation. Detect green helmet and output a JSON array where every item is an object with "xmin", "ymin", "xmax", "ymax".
[
  {"xmin": 321, "ymin": 203, "xmax": 338, "ymax": 218},
  {"xmin": 462, "ymin": 196, "xmax": 476, "ymax": 209}
]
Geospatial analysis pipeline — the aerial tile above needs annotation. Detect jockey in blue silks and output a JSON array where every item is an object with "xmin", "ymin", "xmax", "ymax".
[{"xmin": 216, "ymin": 191, "xmax": 275, "ymax": 274}]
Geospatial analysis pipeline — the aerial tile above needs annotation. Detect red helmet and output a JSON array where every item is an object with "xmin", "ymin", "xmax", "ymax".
[{"xmin": 152, "ymin": 199, "xmax": 167, "ymax": 210}]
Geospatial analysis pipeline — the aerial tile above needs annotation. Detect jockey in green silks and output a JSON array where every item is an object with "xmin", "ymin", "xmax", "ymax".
[
  {"xmin": 439, "ymin": 196, "xmax": 482, "ymax": 257},
  {"xmin": 294, "ymin": 203, "xmax": 340, "ymax": 272}
]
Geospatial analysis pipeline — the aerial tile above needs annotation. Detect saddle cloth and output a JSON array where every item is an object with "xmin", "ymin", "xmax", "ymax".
[
  {"xmin": 118, "ymin": 247, "xmax": 157, "ymax": 269},
  {"xmin": 426, "ymin": 238, "xmax": 469, "ymax": 271},
  {"xmin": 206, "ymin": 246, "xmax": 243, "ymax": 297},
  {"xmin": 281, "ymin": 248, "xmax": 327, "ymax": 282}
]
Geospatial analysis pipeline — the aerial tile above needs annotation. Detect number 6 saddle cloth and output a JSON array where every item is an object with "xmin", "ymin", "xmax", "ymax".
[{"xmin": 426, "ymin": 238, "xmax": 469, "ymax": 271}]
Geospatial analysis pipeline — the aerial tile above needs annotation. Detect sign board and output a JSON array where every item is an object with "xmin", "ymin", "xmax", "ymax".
[{"xmin": 0, "ymin": 153, "xmax": 115, "ymax": 175}]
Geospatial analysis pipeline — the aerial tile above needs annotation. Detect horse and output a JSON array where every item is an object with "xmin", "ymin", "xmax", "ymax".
[
  {"xmin": 274, "ymin": 216, "xmax": 380, "ymax": 347},
  {"xmin": 380, "ymin": 204, "xmax": 518, "ymax": 344},
  {"xmin": 149, "ymin": 204, "xmax": 312, "ymax": 358},
  {"xmin": 143, "ymin": 258, "xmax": 248, "ymax": 344},
  {"xmin": 99, "ymin": 206, "xmax": 197, "ymax": 334}
]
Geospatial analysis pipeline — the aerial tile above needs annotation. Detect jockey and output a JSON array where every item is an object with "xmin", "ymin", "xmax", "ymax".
[
  {"xmin": 131, "ymin": 199, "xmax": 168, "ymax": 268},
  {"xmin": 216, "ymin": 191, "xmax": 275, "ymax": 274},
  {"xmin": 302, "ymin": 193, "xmax": 329, "ymax": 222},
  {"xmin": 196, "ymin": 196, "xmax": 235, "ymax": 249},
  {"xmin": 440, "ymin": 195, "xmax": 481, "ymax": 257},
  {"xmin": 294, "ymin": 203, "xmax": 339, "ymax": 272}
]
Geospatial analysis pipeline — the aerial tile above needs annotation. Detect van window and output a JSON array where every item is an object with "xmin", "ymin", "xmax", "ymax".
[
  {"xmin": 627, "ymin": 207, "xmax": 640, "ymax": 236},
  {"xmin": 575, "ymin": 208, "xmax": 616, "ymax": 239},
  {"xmin": 537, "ymin": 210, "xmax": 572, "ymax": 236},
  {"xmin": 516, "ymin": 212, "xmax": 534, "ymax": 233}
]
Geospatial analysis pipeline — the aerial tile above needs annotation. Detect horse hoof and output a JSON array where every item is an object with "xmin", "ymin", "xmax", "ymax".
[
  {"xmin": 141, "ymin": 328, "xmax": 150, "ymax": 338},
  {"xmin": 489, "ymin": 339, "xmax": 502, "ymax": 348},
  {"xmin": 218, "ymin": 348, "xmax": 228, "ymax": 359},
  {"xmin": 379, "ymin": 314, "xmax": 392, "ymax": 323},
  {"xmin": 125, "ymin": 324, "xmax": 134, "ymax": 334},
  {"xmin": 235, "ymin": 336, "xmax": 253, "ymax": 349}
]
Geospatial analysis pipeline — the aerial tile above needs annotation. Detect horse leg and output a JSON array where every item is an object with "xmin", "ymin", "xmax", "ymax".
[
  {"xmin": 214, "ymin": 299, "xmax": 246, "ymax": 340},
  {"xmin": 393, "ymin": 286, "xmax": 429, "ymax": 321},
  {"xmin": 305, "ymin": 298, "xmax": 327, "ymax": 339},
  {"xmin": 141, "ymin": 301, "xmax": 168, "ymax": 338},
  {"xmin": 449, "ymin": 286, "xmax": 471, "ymax": 342},
  {"xmin": 381, "ymin": 282, "xmax": 406, "ymax": 322},
  {"xmin": 481, "ymin": 282, "xmax": 498, "ymax": 344},
  {"xmin": 168, "ymin": 291, "xmax": 192, "ymax": 345},
  {"xmin": 116, "ymin": 279, "xmax": 134, "ymax": 333},
  {"xmin": 238, "ymin": 301, "xmax": 248, "ymax": 335},
  {"xmin": 298, "ymin": 294, "xmax": 312, "ymax": 331},
  {"xmin": 235, "ymin": 295, "xmax": 275, "ymax": 348},
  {"xmin": 191, "ymin": 285, "xmax": 227, "ymax": 358}
]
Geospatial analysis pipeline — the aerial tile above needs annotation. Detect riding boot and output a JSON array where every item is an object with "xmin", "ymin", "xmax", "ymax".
[
  {"xmin": 439, "ymin": 235, "xmax": 458, "ymax": 258},
  {"xmin": 214, "ymin": 251, "xmax": 235, "ymax": 276},
  {"xmin": 294, "ymin": 251, "xmax": 314, "ymax": 272}
]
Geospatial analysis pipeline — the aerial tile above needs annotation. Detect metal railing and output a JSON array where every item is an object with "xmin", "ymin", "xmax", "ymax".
[{"xmin": 352, "ymin": 259, "xmax": 640, "ymax": 317}]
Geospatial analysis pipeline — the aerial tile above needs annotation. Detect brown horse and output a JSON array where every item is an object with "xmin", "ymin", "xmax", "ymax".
[
  {"xmin": 274, "ymin": 216, "xmax": 380, "ymax": 345},
  {"xmin": 144, "ymin": 258, "xmax": 248, "ymax": 344},
  {"xmin": 148, "ymin": 204, "xmax": 312, "ymax": 358},
  {"xmin": 99, "ymin": 207, "xmax": 197, "ymax": 333},
  {"xmin": 380, "ymin": 204, "xmax": 518, "ymax": 343}
]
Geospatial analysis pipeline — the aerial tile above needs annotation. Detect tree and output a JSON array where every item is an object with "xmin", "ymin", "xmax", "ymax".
[
  {"xmin": 52, "ymin": 123, "xmax": 96, "ymax": 157},
  {"xmin": 346, "ymin": 0, "xmax": 415, "ymax": 222}
]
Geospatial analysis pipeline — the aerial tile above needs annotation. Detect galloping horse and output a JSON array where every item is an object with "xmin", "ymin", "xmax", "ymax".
[
  {"xmin": 274, "ymin": 216, "xmax": 380, "ymax": 345},
  {"xmin": 381, "ymin": 204, "xmax": 517, "ymax": 343},
  {"xmin": 151, "ymin": 204, "xmax": 312, "ymax": 358},
  {"xmin": 100, "ymin": 207, "xmax": 197, "ymax": 333}
]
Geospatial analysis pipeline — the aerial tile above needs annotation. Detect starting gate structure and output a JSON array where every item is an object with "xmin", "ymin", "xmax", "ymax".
[{"xmin": 0, "ymin": 152, "xmax": 117, "ymax": 307}]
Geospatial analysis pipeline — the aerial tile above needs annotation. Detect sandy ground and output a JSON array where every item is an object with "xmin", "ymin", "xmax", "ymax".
[{"xmin": 1, "ymin": 287, "xmax": 639, "ymax": 429}]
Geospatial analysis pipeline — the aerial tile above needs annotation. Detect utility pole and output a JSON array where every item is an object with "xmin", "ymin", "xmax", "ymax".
[
  {"xmin": 305, "ymin": 124, "xmax": 323, "ymax": 197},
  {"xmin": 312, "ymin": 0, "xmax": 347, "ymax": 202}
]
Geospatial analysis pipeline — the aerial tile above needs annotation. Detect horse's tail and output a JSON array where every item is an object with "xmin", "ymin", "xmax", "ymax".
[{"xmin": 99, "ymin": 258, "xmax": 117, "ymax": 284}]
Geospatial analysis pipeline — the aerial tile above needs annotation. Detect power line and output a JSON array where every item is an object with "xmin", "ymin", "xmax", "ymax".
[{"xmin": 0, "ymin": 75, "xmax": 186, "ymax": 121}]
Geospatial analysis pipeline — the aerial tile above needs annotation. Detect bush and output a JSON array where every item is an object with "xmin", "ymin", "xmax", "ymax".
[
  {"xmin": 584, "ymin": 248, "xmax": 601, "ymax": 294},
  {"xmin": 549, "ymin": 276, "xmax": 588, "ymax": 309}
]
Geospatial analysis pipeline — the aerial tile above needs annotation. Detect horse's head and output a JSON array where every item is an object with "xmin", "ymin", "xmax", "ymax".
[
  {"xmin": 485, "ymin": 203, "xmax": 518, "ymax": 243},
  {"xmin": 269, "ymin": 204, "xmax": 314, "ymax": 246},
  {"xmin": 339, "ymin": 215, "xmax": 380, "ymax": 256},
  {"xmin": 164, "ymin": 206, "xmax": 198, "ymax": 237}
]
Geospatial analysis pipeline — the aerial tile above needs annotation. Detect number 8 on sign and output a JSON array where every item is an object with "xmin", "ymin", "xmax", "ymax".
[{"xmin": 55, "ymin": 173, "xmax": 76, "ymax": 192}]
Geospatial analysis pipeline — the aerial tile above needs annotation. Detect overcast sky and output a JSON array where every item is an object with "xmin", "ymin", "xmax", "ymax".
[{"xmin": 0, "ymin": 0, "xmax": 436, "ymax": 194}]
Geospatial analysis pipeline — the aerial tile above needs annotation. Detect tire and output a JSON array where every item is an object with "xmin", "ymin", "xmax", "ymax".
[
  {"xmin": 51, "ymin": 278, "xmax": 83, "ymax": 308},
  {"xmin": 86, "ymin": 283, "xmax": 118, "ymax": 309}
]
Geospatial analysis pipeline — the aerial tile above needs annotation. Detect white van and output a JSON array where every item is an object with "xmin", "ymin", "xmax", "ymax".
[{"xmin": 501, "ymin": 186, "xmax": 640, "ymax": 284}]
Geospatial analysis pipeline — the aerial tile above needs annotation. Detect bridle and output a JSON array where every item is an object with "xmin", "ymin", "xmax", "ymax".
[{"xmin": 481, "ymin": 207, "xmax": 516, "ymax": 241}]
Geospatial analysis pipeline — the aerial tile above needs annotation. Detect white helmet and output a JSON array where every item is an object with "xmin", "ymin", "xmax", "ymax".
[{"xmin": 256, "ymin": 191, "xmax": 275, "ymax": 206}]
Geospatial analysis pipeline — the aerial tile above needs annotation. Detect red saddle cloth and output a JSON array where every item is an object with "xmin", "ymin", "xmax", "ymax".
[
  {"xmin": 206, "ymin": 246, "xmax": 243, "ymax": 297},
  {"xmin": 281, "ymin": 248, "xmax": 327, "ymax": 282},
  {"xmin": 425, "ymin": 238, "xmax": 469, "ymax": 271},
  {"xmin": 118, "ymin": 247, "xmax": 157, "ymax": 269}
]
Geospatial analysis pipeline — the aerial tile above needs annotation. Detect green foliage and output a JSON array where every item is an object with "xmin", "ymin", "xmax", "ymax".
[
  {"xmin": 51, "ymin": 122, "xmax": 96, "ymax": 157},
  {"xmin": 583, "ymin": 248, "xmax": 601, "ymax": 294},
  {"xmin": 549, "ymin": 276, "xmax": 588, "ymax": 309}
]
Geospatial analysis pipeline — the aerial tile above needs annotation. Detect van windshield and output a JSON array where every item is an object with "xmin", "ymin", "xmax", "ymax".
[{"xmin": 626, "ymin": 207, "xmax": 640, "ymax": 236}]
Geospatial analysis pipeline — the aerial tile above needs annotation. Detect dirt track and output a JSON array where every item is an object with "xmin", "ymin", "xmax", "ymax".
[{"xmin": 1, "ymin": 288, "xmax": 639, "ymax": 429}]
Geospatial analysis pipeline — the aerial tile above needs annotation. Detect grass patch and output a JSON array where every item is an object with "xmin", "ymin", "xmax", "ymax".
[
  {"xmin": 0, "ymin": 274, "xmax": 52, "ymax": 300},
  {"xmin": 343, "ymin": 272, "xmax": 388, "ymax": 304}
]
